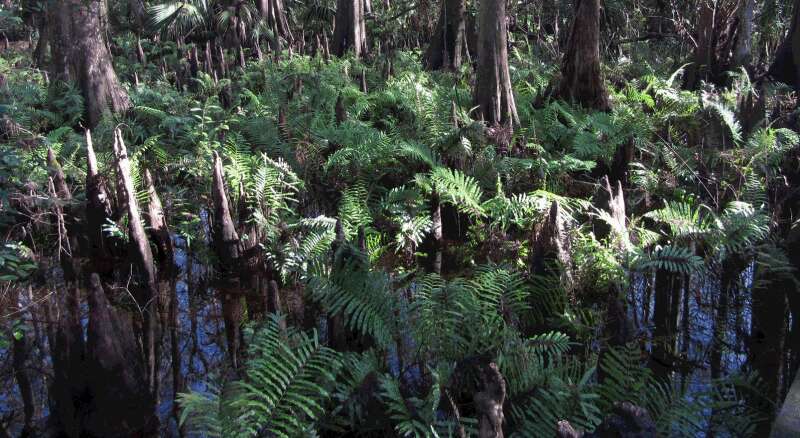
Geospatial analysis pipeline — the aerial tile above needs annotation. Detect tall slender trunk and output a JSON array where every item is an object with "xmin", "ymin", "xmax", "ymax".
[
  {"xmin": 555, "ymin": 0, "xmax": 610, "ymax": 111},
  {"xmin": 474, "ymin": 0, "xmax": 518, "ymax": 127},
  {"xmin": 12, "ymin": 290, "xmax": 36, "ymax": 437},
  {"xmin": 332, "ymin": 0, "xmax": 368, "ymax": 57},
  {"xmin": 768, "ymin": 0, "xmax": 800, "ymax": 89},
  {"xmin": 211, "ymin": 151, "xmax": 244, "ymax": 369},
  {"xmin": 732, "ymin": 0, "xmax": 755, "ymax": 69},
  {"xmin": 650, "ymin": 269, "xmax": 682, "ymax": 380},
  {"xmin": 259, "ymin": 0, "xmax": 293, "ymax": 49},
  {"xmin": 112, "ymin": 129, "xmax": 161, "ymax": 404},
  {"xmin": 424, "ymin": 0, "xmax": 466, "ymax": 70}
]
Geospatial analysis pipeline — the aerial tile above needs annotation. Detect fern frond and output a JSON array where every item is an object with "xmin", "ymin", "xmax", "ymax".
[
  {"xmin": 308, "ymin": 264, "xmax": 398, "ymax": 348},
  {"xmin": 428, "ymin": 167, "xmax": 485, "ymax": 217}
]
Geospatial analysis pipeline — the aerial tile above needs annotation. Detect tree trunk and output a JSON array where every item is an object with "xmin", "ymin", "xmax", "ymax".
[
  {"xmin": 11, "ymin": 294, "xmax": 36, "ymax": 437},
  {"xmin": 750, "ymin": 274, "xmax": 787, "ymax": 437},
  {"xmin": 33, "ymin": 10, "xmax": 49, "ymax": 68},
  {"xmin": 768, "ymin": 0, "xmax": 800, "ymax": 89},
  {"xmin": 649, "ymin": 269, "xmax": 682, "ymax": 380},
  {"xmin": 84, "ymin": 273, "xmax": 158, "ymax": 436},
  {"xmin": 211, "ymin": 151, "xmax": 244, "ymax": 369},
  {"xmin": 112, "ymin": 129, "xmax": 161, "ymax": 402},
  {"xmin": 474, "ymin": 0, "xmax": 518, "ymax": 126},
  {"xmin": 732, "ymin": 0, "xmax": 755, "ymax": 69},
  {"xmin": 474, "ymin": 362, "xmax": 506, "ymax": 438},
  {"xmin": 259, "ymin": 0, "xmax": 293, "ymax": 49},
  {"xmin": 332, "ymin": 0, "xmax": 368, "ymax": 58},
  {"xmin": 129, "ymin": 0, "xmax": 146, "ymax": 30},
  {"xmin": 684, "ymin": 1, "xmax": 714, "ymax": 90},
  {"xmin": 555, "ymin": 0, "xmax": 610, "ymax": 111},
  {"xmin": 47, "ymin": 0, "xmax": 71, "ymax": 82},
  {"xmin": 50, "ymin": 0, "xmax": 131, "ymax": 127},
  {"xmin": 424, "ymin": 0, "xmax": 466, "ymax": 70}
]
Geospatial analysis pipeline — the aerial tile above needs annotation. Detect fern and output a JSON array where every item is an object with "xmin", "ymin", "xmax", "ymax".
[
  {"xmin": 411, "ymin": 274, "xmax": 473, "ymax": 360},
  {"xmin": 179, "ymin": 314, "xmax": 343, "ymax": 437},
  {"xmin": 308, "ymin": 262, "xmax": 398, "ymax": 348},
  {"xmin": 379, "ymin": 372, "xmax": 442, "ymax": 438},
  {"xmin": 716, "ymin": 201, "xmax": 769, "ymax": 255},
  {"xmin": 467, "ymin": 265, "xmax": 532, "ymax": 321},
  {"xmin": 702, "ymin": 93, "xmax": 743, "ymax": 144},
  {"xmin": 339, "ymin": 181, "xmax": 373, "ymax": 238},
  {"xmin": 392, "ymin": 212, "xmax": 432, "ymax": 253},
  {"xmin": 634, "ymin": 245, "xmax": 705, "ymax": 275},
  {"xmin": 177, "ymin": 386, "xmax": 226, "ymax": 437},
  {"xmin": 427, "ymin": 167, "xmax": 485, "ymax": 217},
  {"xmin": 644, "ymin": 201, "xmax": 714, "ymax": 241}
]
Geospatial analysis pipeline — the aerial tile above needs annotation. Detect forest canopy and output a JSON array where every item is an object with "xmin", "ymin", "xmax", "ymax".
[{"xmin": 1, "ymin": 0, "xmax": 800, "ymax": 436}]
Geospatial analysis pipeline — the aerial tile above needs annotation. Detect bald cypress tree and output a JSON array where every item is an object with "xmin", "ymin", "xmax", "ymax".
[
  {"xmin": 49, "ymin": 0, "xmax": 131, "ymax": 127},
  {"xmin": 554, "ymin": 0, "xmax": 610, "ymax": 111},
  {"xmin": 473, "ymin": 0, "xmax": 518, "ymax": 127},
  {"xmin": 424, "ymin": 0, "xmax": 466, "ymax": 70},
  {"xmin": 768, "ymin": 0, "xmax": 800, "ymax": 89},
  {"xmin": 332, "ymin": 0, "xmax": 368, "ymax": 58}
]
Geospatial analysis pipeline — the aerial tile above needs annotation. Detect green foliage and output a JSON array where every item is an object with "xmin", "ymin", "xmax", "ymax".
[
  {"xmin": 179, "ymin": 314, "xmax": 343, "ymax": 437},
  {"xmin": 0, "ymin": 243, "xmax": 36, "ymax": 283},
  {"xmin": 426, "ymin": 167, "xmax": 485, "ymax": 217},
  {"xmin": 308, "ymin": 262, "xmax": 398, "ymax": 348},
  {"xmin": 2, "ymin": 16, "xmax": 793, "ymax": 436},
  {"xmin": 634, "ymin": 245, "xmax": 705, "ymax": 275},
  {"xmin": 379, "ymin": 371, "xmax": 444, "ymax": 437}
]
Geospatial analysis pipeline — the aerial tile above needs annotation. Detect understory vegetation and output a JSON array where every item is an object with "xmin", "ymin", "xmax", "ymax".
[{"xmin": 1, "ymin": 0, "xmax": 799, "ymax": 436}]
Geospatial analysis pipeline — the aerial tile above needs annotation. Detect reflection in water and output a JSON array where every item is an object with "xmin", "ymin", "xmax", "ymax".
[{"xmin": 0, "ymin": 238, "xmax": 797, "ymax": 437}]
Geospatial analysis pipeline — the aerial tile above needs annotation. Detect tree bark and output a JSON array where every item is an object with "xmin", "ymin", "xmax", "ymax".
[
  {"xmin": 683, "ymin": 1, "xmax": 714, "ymax": 90},
  {"xmin": 11, "ymin": 298, "xmax": 36, "ymax": 437},
  {"xmin": 47, "ymin": 0, "xmax": 71, "ymax": 82},
  {"xmin": 555, "ymin": 0, "xmax": 610, "ymax": 111},
  {"xmin": 474, "ymin": 0, "xmax": 518, "ymax": 126},
  {"xmin": 649, "ymin": 269, "xmax": 682, "ymax": 380},
  {"xmin": 768, "ymin": 0, "xmax": 800, "ymax": 89},
  {"xmin": 33, "ymin": 10, "xmax": 49, "ymax": 68},
  {"xmin": 424, "ymin": 0, "xmax": 466, "ymax": 70},
  {"xmin": 474, "ymin": 362, "xmax": 506, "ymax": 438},
  {"xmin": 50, "ymin": 0, "xmax": 131, "ymax": 127},
  {"xmin": 211, "ymin": 151, "xmax": 244, "ymax": 369},
  {"xmin": 732, "ymin": 0, "xmax": 755, "ymax": 69},
  {"xmin": 85, "ymin": 273, "xmax": 158, "ymax": 436},
  {"xmin": 85, "ymin": 130, "xmax": 120, "ymax": 276},
  {"xmin": 332, "ymin": 0, "xmax": 368, "ymax": 58},
  {"xmin": 112, "ymin": 129, "xmax": 161, "ymax": 401},
  {"xmin": 259, "ymin": 0, "xmax": 294, "ymax": 49}
]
